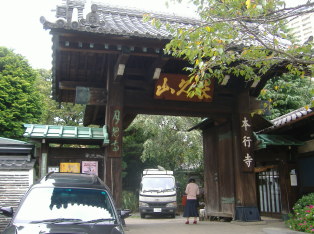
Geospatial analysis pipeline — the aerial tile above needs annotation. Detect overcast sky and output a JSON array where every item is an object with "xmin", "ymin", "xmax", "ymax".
[{"xmin": 0, "ymin": 0, "xmax": 307, "ymax": 70}]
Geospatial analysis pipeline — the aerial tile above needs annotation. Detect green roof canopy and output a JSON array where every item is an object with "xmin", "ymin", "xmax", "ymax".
[
  {"xmin": 23, "ymin": 124, "xmax": 109, "ymax": 146},
  {"xmin": 254, "ymin": 133, "xmax": 304, "ymax": 150}
]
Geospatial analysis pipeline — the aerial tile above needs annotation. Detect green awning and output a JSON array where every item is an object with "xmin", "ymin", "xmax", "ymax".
[
  {"xmin": 254, "ymin": 133, "xmax": 304, "ymax": 150},
  {"xmin": 23, "ymin": 124, "xmax": 109, "ymax": 146}
]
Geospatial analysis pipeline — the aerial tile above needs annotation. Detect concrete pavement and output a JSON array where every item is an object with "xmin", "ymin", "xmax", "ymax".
[{"xmin": 124, "ymin": 214, "xmax": 303, "ymax": 234}]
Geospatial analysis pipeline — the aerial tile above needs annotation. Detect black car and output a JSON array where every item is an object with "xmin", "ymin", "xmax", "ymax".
[{"xmin": 0, "ymin": 172, "xmax": 131, "ymax": 234}]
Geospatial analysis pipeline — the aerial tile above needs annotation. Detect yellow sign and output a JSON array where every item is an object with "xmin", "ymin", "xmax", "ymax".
[
  {"xmin": 60, "ymin": 162, "xmax": 81, "ymax": 173},
  {"xmin": 154, "ymin": 73, "xmax": 214, "ymax": 102}
]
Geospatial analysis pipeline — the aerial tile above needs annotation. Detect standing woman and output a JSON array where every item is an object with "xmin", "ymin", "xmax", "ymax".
[{"xmin": 183, "ymin": 178, "xmax": 199, "ymax": 224}]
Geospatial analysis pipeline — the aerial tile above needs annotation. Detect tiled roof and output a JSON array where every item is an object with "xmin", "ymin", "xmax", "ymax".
[
  {"xmin": 0, "ymin": 157, "xmax": 36, "ymax": 170},
  {"xmin": 0, "ymin": 137, "xmax": 34, "ymax": 155},
  {"xmin": 0, "ymin": 137, "xmax": 32, "ymax": 146},
  {"xmin": 40, "ymin": 1, "xmax": 198, "ymax": 39},
  {"xmin": 258, "ymin": 107, "xmax": 313, "ymax": 133},
  {"xmin": 271, "ymin": 107, "xmax": 313, "ymax": 127}
]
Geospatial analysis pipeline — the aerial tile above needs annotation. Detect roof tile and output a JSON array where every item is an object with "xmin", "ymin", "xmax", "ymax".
[
  {"xmin": 40, "ymin": 2, "xmax": 198, "ymax": 39},
  {"xmin": 259, "ymin": 107, "xmax": 313, "ymax": 133}
]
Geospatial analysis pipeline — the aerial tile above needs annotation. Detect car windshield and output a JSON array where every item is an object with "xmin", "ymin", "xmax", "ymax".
[
  {"xmin": 14, "ymin": 187, "xmax": 117, "ymax": 223},
  {"xmin": 141, "ymin": 177, "xmax": 175, "ymax": 192}
]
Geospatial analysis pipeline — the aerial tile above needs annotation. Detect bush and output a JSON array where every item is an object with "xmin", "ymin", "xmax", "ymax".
[
  {"xmin": 122, "ymin": 191, "xmax": 138, "ymax": 213},
  {"xmin": 287, "ymin": 193, "xmax": 314, "ymax": 233}
]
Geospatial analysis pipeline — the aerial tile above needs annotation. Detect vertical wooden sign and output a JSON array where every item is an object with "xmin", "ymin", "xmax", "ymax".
[
  {"xmin": 108, "ymin": 106, "xmax": 123, "ymax": 157},
  {"xmin": 239, "ymin": 114, "xmax": 254, "ymax": 172}
]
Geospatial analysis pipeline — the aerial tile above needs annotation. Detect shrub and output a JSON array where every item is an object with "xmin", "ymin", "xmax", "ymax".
[
  {"xmin": 287, "ymin": 193, "xmax": 314, "ymax": 233},
  {"xmin": 122, "ymin": 190, "xmax": 138, "ymax": 213}
]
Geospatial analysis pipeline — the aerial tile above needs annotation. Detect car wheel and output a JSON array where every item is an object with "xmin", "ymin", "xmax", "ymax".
[{"xmin": 140, "ymin": 213, "xmax": 145, "ymax": 219}]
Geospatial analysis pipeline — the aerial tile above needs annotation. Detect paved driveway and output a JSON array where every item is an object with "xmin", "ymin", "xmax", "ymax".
[{"xmin": 124, "ymin": 215, "xmax": 291, "ymax": 234}]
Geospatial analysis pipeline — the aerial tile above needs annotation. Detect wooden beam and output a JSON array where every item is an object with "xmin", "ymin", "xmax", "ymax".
[
  {"xmin": 56, "ymin": 33, "xmax": 169, "ymax": 49},
  {"xmin": 123, "ymin": 113, "xmax": 137, "ymax": 129},
  {"xmin": 113, "ymin": 53, "xmax": 130, "ymax": 81},
  {"xmin": 123, "ymin": 90, "xmax": 234, "ymax": 116},
  {"xmin": 75, "ymin": 87, "xmax": 107, "ymax": 105},
  {"xmin": 59, "ymin": 81, "xmax": 104, "ymax": 90},
  {"xmin": 254, "ymin": 165, "xmax": 277, "ymax": 173},
  {"xmin": 124, "ymin": 79, "xmax": 150, "ymax": 91},
  {"xmin": 124, "ymin": 67, "xmax": 146, "ymax": 77},
  {"xmin": 148, "ymin": 56, "xmax": 170, "ymax": 80},
  {"xmin": 58, "ymin": 47, "xmax": 161, "ymax": 58}
]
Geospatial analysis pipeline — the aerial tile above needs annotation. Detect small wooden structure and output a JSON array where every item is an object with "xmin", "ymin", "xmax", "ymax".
[
  {"xmin": 0, "ymin": 137, "xmax": 35, "ymax": 232},
  {"xmin": 22, "ymin": 124, "xmax": 109, "ymax": 181},
  {"xmin": 39, "ymin": 1, "xmax": 289, "ymax": 215},
  {"xmin": 255, "ymin": 107, "xmax": 314, "ymax": 218}
]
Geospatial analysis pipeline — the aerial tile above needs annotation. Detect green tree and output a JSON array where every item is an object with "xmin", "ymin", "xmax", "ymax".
[
  {"xmin": 258, "ymin": 74, "xmax": 314, "ymax": 120},
  {"xmin": 0, "ymin": 47, "xmax": 43, "ymax": 139},
  {"xmin": 146, "ymin": 0, "xmax": 314, "ymax": 97},
  {"xmin": 129, "ymin": 115, "xmax": 203, "ymax": 171},
  {"xmin": 122, "ymin": 124, "xmax": 156, "ymax": 191},
  {"xmin": 36, "ymin": 69, "xmax": 85, "ymax": 126}
]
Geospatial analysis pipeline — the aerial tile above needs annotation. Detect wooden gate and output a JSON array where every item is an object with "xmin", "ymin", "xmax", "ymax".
[{"xmin": 257, "ymin": 168, "xmax": 282, "ymax": 217}]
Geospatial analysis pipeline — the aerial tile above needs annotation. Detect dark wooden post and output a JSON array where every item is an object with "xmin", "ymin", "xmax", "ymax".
[
  {"xmin": 203, "ymin": 127, "xmax": 220, "ymax": 216},
  {"xmin": 232, "ymin": 91, "xmax": 258, "ymax": 208},
  {"xmin": 104, "ymin": 58, "xmax": 124, "ymax": 207}
]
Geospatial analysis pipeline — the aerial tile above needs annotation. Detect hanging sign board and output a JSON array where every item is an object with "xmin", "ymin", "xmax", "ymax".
[
  {"xmin": 154, "ymin": 73, "xmax": 214, "ymax": 102},
  {"xmin": 60, "ymin": 162, "xmax": 80, "ymax": 173},
  {"xmin": 82, "ymin": 161, "xmax": 98, "ymax": 175}
]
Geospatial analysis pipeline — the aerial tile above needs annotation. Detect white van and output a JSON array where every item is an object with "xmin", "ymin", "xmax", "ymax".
[{"xmin": 139, "ymin": 169, "xmax": 177, "ymax": 218}]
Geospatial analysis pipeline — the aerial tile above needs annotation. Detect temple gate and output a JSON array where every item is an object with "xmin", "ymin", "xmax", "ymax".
[{"xmin": 38, "ymin": 1, "xmax": 287, "ymax": 218}]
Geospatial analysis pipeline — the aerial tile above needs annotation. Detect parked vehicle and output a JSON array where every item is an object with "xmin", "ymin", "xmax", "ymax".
[
  {"xmin": 0, "ymin": 172, "xmax": 131, "ymax": 234},
  {"xmin": 139, "ymin": 168, "xmax": 177, "ymax": 218}
]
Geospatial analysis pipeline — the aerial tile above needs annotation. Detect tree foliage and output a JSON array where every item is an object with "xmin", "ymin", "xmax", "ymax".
[
  {"xmin": 258, "ymin": 74, "xmax": 314, "ymax": 120},
  {"xmin": 0, "ymin": 47, "xmax": 43, "ymax": 139},
  {"xmin": 122, "ymin": 124, "xmax": 156, "ymax": 191},
  {"xmin": 128, "ymin": 115, "xmax": 203, "ymax": 171},
  {"xmin": 36, "ymin": 69, "xmax": 85, "ymax": 126},
  {"xmin": 146, "ymin": 0, "xmax": 314, "ymax": 98}
]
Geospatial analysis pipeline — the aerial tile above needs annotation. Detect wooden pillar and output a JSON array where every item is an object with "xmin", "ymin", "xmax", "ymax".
[
  {"xmin": 232, "ymin": 91, "xmax": 257, "ymax": 207},
  {"xmin": 40, "ymin": 140, "xmax": 49, "ymax": 178},
  {"xmin": 104, "ymin": 58, "xmax": 124, "ymax": 207},
  {"xmin": 203, "ymin": 127, "xmax": 220, "ymax": 216}
]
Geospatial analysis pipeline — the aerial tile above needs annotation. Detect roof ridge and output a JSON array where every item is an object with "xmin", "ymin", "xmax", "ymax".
[
  {"xmin": 271, "ymin": 106, "xmax": 313, "ymax": 123},
  {"xmin": 93, "ymin": 2, "xmax": 200, "ymax": 24}
]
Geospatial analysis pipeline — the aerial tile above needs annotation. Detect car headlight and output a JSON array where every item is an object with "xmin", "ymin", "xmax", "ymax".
[
  {"xmin": 166, "ymin": 202, "xmax": 177, "ymax": 208},
  {"xmin": 139, "ymin": 202, "xmax": 149, "ymax": 207}
]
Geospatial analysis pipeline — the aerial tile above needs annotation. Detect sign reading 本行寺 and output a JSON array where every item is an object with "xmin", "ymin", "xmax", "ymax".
[
  {"xmin": 154, "ymin": 73, "xmax": 214, "ymax": 102},
  {"xmin": 240, "ymin": 115, "xmax": 254, "ymax": 172}
]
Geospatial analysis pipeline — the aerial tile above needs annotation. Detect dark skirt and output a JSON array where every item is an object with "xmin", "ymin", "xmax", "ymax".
[{"xmin": 183, "ymin": 199, "xmax": 199, "ymax": 217}]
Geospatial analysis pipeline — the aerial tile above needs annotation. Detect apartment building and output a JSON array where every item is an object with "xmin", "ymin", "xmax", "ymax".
[{"xmin": 287, "ymin": 12, "xmax": 314, "ymax": 44}]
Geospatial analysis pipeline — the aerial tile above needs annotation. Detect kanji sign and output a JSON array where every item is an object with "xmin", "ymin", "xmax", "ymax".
[
  {"xmin": 109, "ymin": 107, "xmax": 123, "ymax": 157},
  {"xmin": 60, "ymin": 163, "xmax": 80, "ymax": 173},
  {"xmin": 240, "ymin": 115, "xmax": 254, "ymax": 171},
  {"xmin": 154, "ymin": 73, "xmax": 214, "ymax": 102}
]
